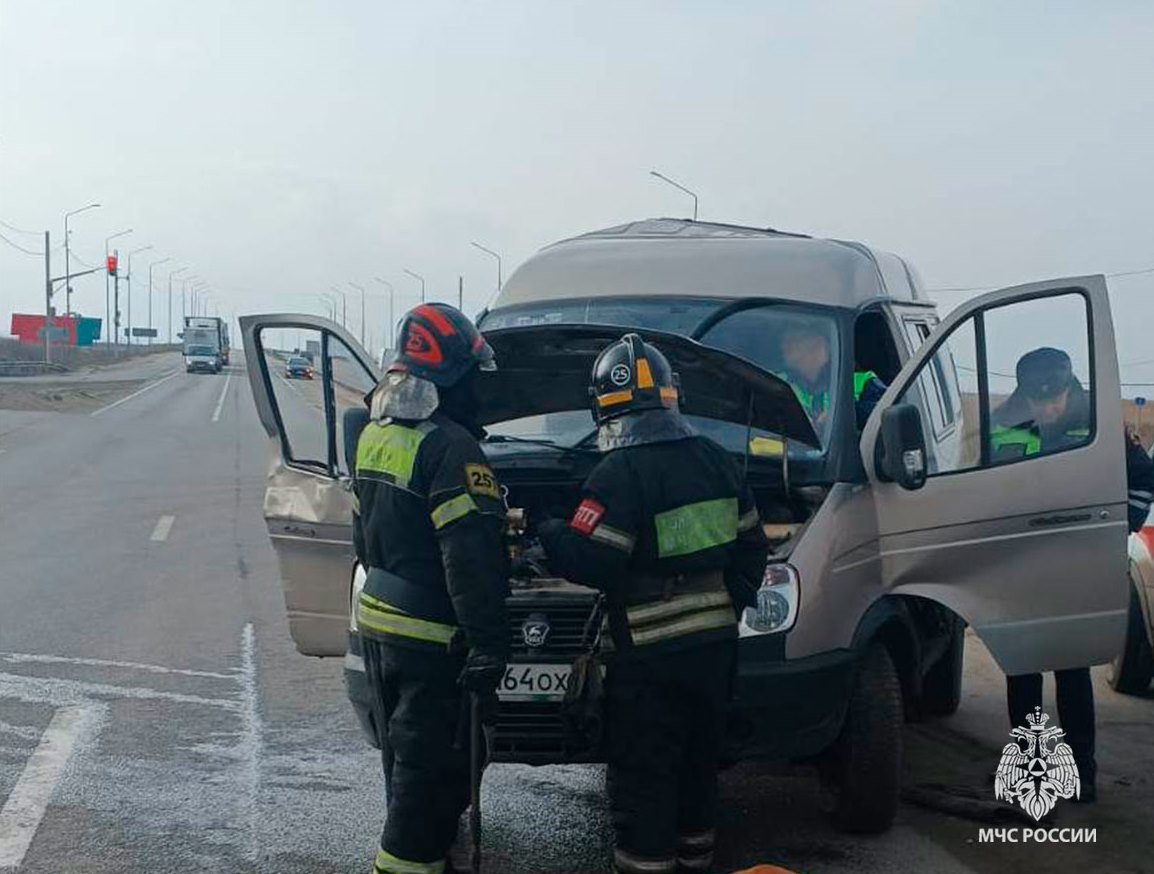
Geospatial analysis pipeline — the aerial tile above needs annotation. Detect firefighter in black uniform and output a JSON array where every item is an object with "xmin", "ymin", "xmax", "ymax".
[
  {"xmin": 538, "ymin": 334, "xmax": 770, "ymax": 874},
  {"xmin": 352, "ymin": 303, "xmax": 509, "ymax": 874},
  {"xmin": 994, "ymin": 347, "xmax": 1154, "ymax": 803}
]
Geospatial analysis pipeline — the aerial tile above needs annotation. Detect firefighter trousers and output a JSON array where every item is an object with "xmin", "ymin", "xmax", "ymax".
[
  {"xmin": 605, "ymin": 639, "xmax": 735, "ymax": 874},
  {"xmin": 363, "ymin": 637, "xmax": 470, "ymax": 873}
]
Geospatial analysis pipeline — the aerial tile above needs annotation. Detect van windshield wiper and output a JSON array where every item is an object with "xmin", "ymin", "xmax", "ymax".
[{"xmin": 484, "ymin": 434, "xmax": 597, "ymax": 454}]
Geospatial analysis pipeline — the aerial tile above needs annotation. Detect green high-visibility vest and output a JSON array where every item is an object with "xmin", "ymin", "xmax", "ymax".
[
  {"xmin": 778, "ymin": 370, "xmax": 879, "ymax": 417},
  {"xmin": 990, "ymin": 424, "xmax": 1090, "ymax": 459}
]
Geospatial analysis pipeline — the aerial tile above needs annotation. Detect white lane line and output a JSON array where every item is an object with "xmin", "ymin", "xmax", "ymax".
[
  {"xmin": 238, "ymin": 623, "xmax": 262, "ymax": 861},
  {"xmin": 89, "ymin": 369, "xmax": 179, "ymax": 418},
  {"xmin": 0, "ymin": 652, "xmax": 235, "ymax": 681},
  {"xmin": 211, "ymin": 372, "xmax": 232, "ymax": 423},
  {"xmin": 0, "ymin": 705, "xmax": 101, "ymax": 868},
  {"xmin": 0, "ymin": 671, "xmax": 239, "ymax": 711},
  {"xmin": 149, "ymin": 515, "xmax": 176, "ymax": 542}
]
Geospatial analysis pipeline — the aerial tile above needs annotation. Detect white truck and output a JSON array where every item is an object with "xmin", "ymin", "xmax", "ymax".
[{"xmin": 182, "ymin": 316, "xmax": 230, "ymax": 373}]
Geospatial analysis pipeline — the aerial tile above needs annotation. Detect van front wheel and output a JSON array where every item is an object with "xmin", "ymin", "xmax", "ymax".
[
  {"xmin": 818, "ymin": 642, "xmax": 903, "ymax": 834},
  {"xmin": 1108, "ymin": 582, "xmax": 1154, "ymax": 695}
]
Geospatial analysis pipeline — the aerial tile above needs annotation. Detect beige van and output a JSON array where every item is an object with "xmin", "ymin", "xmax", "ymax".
[{"xmin": 241, "ymin": 218, "xmax": 1128, "ymax": 834}]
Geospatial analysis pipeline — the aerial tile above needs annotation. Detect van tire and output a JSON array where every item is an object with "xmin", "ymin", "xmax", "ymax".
[
  {"xmin": 1109, "ymin": 583, "xmax": 1154, "ymax": 695},
  {"xmin": 920, "ymin": 623, "xmax": 965, "ymax": 716},
  {"xmin": 819, "ymin": 642, "xmax": 903, "ymax": 834}
]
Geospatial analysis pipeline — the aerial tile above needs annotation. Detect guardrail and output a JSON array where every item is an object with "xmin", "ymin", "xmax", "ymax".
[{"xmin": 0, "ymin": 360, "xmax": 70, "ymax": 377}]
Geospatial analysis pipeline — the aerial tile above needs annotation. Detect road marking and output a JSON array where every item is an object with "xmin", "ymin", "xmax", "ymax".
[
  {"xmin": 0, "ymin": 671, "xmax": 239, "ymax": 711},
  {"xmin": 0, "ymin": 705, "xmax": 101, "ymax": 868},
  {"xmin": 211, "ymin": 372, "xmax": 232, "ymax": 422},
  {"xmin": 89, "ymin": 370, "xmax": 179, "ymax": 417},
  {"xmin": 0, "ymin": 652, "xmax": 235, "ymax": 681},
  {"xmin": 150, "ymin": 515, "xmax": 176, "ymax": 542},
  {"xmin": 238, "ymin": 623, "xmax": 262, "ymax": 860}
]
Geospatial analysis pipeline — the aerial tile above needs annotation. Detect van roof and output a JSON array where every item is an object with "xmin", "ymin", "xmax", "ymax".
[{"xmin": 493, "ymin": 218, "xmax": 930, "ymax": 311}]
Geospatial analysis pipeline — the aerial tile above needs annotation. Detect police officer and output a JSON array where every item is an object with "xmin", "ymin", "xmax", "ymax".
[
  {"xmin": 993, "ymin": 346, "xmax": 1154, "ymax": 803},
  {"xmin": 352, "ymin": 303, "xmax": 509, "ymax": 874},
  {"xmin": 777, "ymin": 321, "xmax": 886, "ymax": 430},
  {"xmin": 538, "ymin": 334, "xmax": 770, "ymax": 874}
]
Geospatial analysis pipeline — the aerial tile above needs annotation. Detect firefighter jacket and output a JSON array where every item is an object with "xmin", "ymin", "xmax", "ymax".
[
  {"xmin": 352, "ymin": 411, "xmax": 509, "ymax": 658},
  {"xmin": 539, "ymin": 433, "xmax": 770, "ymax": 658}
]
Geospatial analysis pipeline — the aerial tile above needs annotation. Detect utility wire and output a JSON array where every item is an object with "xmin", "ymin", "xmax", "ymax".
[
  {"xmin": 0, "ymin": 230, "xmax": 45, "ymax": 256},
  {"xmin": 929, "ymin": 265, "xmax": 1154, "ymax": 295},
  {"xmin": 0, "ymin": 218, "xmax": 41, "ymax": 236}
]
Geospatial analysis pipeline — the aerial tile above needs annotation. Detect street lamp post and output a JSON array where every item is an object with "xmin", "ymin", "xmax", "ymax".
[
  {"xmin": 374, "ymin": 277, "xmax": 395, "ymax": 351},
  {"xmin": 180, "ymin": 275, "xmax": 200, "ymax": 325},
  {"xmin": 64, "ymin": 202, "xmax": 101, "ymax": 318},
  {"xmin": 124, "ymin": 245, "xmax": 153, "ymax": 348},
  {"xmin": 470, "ymin": 241, "xmax": 503, "ymax": 306},
  {"xmin": 147, "ymin": 257, "xmax": 171, "ymax": 346},
  {"xmin": 649, "ymin": 170, "xmax": 699, "ymax": 221},
  {"xmin": 349, "ymin": 282, "xmax": 366, "ymax": 349},
  {"xmin": 403, "ymin": 268, "xmax": 426, "ymax": 303},
  {"xmin": 168, "ymin": 267, "xmax": 188, "ymax": 344},
  {"xmin": 318, "ymin": 294, "xmax": 336, "ymax": 321},
  {"xmin": 104, "ymin": 228, "xmax": 132, "ymax": 346},
  {"xmin": 329, "ymin": 286, "xmax": 348, "ymax": 327}
]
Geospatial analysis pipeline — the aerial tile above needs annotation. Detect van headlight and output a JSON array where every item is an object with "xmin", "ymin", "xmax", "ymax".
[
  {"xmin": 742, "ymin": 562, "xmax": 800, "ymax": 634},
  {"xmin": 350, "ymin": 564, "xmax": 367, "ymax": 632}
]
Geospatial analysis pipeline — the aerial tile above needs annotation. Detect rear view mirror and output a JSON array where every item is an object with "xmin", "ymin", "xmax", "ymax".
[{"xmin": 877, "ymin": 403, "xmax": 928, "ymax": 490}]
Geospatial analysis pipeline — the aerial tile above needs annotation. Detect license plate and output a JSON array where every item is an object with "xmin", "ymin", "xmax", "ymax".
[{"xmin": 498, "ymin": 663, "xmax": 571, "ymax": 701}]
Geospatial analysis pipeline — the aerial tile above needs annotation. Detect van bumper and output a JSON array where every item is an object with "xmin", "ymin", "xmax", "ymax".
[
  {"xmin": 345, "ymin": 631, "xmax": 857, "ymax": 762},
  {"xmin": 725, "ymin": 636, "xmax": 856, "ymax": 763}
]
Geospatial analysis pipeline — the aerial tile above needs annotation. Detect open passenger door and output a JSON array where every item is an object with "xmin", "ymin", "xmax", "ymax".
[
  {"xmin": 861, "ymin": 276, "xmax": 1128, "ymax": 674},
  {"xmin": 240, "ymin": 314, "xmax": 380, "ymax": 656}
]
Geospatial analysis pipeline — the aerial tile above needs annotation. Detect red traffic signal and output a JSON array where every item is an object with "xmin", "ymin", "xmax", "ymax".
[{"xmin": 106, "ymin": 254, "xmax": 119, "ymax": 276}]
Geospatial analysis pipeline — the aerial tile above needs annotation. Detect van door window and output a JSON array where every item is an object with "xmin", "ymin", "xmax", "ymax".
[
  {"xmin": 895, "ymin": 292, "xmax": 1093, "ymax": 475},
  {"xmin": 902, "ymin": 318, "xmax": 959, "ymax": 441},
  {"xmin": 261, "ymin": 326, "xmax": 329, "ymax": 469}
]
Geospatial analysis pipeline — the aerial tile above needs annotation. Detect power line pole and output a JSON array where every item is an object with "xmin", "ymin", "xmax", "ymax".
[
  {"xmin": 43, "ymin": 231, "xmax": 52, "ymax": 364},
  {"xmin": 458, "ymin": 275, "xmax": 464, "ymax": 311}
]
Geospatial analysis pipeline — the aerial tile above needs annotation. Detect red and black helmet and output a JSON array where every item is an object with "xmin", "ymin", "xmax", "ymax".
[
  {"xmin": 388, "ymin": 303, "xmax": 496, "ymax": 388},
  {"xmin": 589, "ymin": 333, "xmax": 681, "ymax": 425}
]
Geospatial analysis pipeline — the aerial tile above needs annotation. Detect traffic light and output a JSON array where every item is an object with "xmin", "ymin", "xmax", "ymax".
[{"xmin": 106, "ymin": 254, "xmax": 119, "ymax": 276}]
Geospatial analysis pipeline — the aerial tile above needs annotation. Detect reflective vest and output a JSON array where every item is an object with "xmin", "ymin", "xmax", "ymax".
[
  {"xmin": 990, "ymin": 423, "xmax": 1090, "ymax": 459},
  {"xmin": 777, "ymin": 370, "xmax": 879, "ymax": 418}
]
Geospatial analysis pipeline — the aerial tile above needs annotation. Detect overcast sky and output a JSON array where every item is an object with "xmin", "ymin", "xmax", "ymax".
[{"xmin": 3, "ymin": 1, "xmax": 1154, "ymax": 384}]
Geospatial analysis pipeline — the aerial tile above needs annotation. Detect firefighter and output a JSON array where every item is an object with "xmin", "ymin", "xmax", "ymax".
[
  {"xmin": 993, "ymin": 346, "xmax": 1154, "ymax": 803},
  {"xmin": 538, "ymin": 333, "xmax": 770, "ymax": 874},
  {"xmin": 352, "ymin": 303, "xmax": 509, "ymax": 874}
]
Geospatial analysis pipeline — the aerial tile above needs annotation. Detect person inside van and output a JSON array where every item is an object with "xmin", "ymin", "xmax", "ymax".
[
  {"xmin": 777, "ymin": 322, "xmax": 887, "ymax": 431},
  {"xmin": 992, "ymin": 346, "xmax": 1154, "ymax": 803}
]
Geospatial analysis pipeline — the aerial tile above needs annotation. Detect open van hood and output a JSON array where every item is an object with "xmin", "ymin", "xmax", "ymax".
[{"xmin": 476, "ymin": 324, "xmax": 820, "ymax": 448}]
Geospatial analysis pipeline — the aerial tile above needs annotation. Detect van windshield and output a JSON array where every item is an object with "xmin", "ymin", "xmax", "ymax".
[{"xmin": 480, "ymin": 297, "xmax": 840, "ymax": 454}]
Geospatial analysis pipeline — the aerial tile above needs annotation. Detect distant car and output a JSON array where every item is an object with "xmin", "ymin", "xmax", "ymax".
[
  {"xmin": 285, "ymin": 357, "xmax": 314, "ymax": 379},
  {"xmin": 1110, "ymin": 526, "xmax": 1154, "ymax": 694}
]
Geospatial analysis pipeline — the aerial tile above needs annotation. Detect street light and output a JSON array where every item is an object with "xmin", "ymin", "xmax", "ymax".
[
  {"xmin": 168, "ymin": 266, "xmax": 188, "ymax": 344},
  {"xmin": 318, "ymin": 294, "xmax": 336, "ymax": 322},
  {"xmin": 470, "ymin": 241, "xmax": 503, "ymax": 307},
  {"xmin": 403, "ymin": 268, "xmax": 426, "ymax": 303},
  {"xmin": 124, "ymin": 245, "xmax": 152, "ymax": 348},
  {"xmin": 329, "ymin": 286, "xmax": 348, "ymax": 327},
  {"xmin": 649, "ymin": 170, "xmax": 698, "ymax": 221},
  {"xmin": 180, "ymin": 275, "xmax": 200, "ymax": 324},
  {"xmin": 147, "ymin": 257, "xmax": 171, "ymax": 345},
  {"xmin": 190, "ymin": 283, "xmax": 208, "ymax": 317},
  {"xmin": 374, "ymin": 277, "xmax": 395, "ymax": 350},
  {"xmin": 64, "ymin": 202, "xmax": 101, "ymax": 318},
  {"xmin": 104, "ymin": 228, "xmax": 133, "ymax": 346},
  {"xmin": 349, "ymin": 281, "xmax": 366, "ymax": 348}
]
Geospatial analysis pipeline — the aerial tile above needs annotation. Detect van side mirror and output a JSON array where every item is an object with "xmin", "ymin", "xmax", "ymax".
[{"xmin": 877, "ymin": 403, "xmax": 928, "ymax": 490}]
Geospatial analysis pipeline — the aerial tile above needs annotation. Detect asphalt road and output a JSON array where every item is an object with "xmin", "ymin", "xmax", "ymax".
[{"xmin": 0, "ymin": 350, "xmax": 1151, "ymax": 873}]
